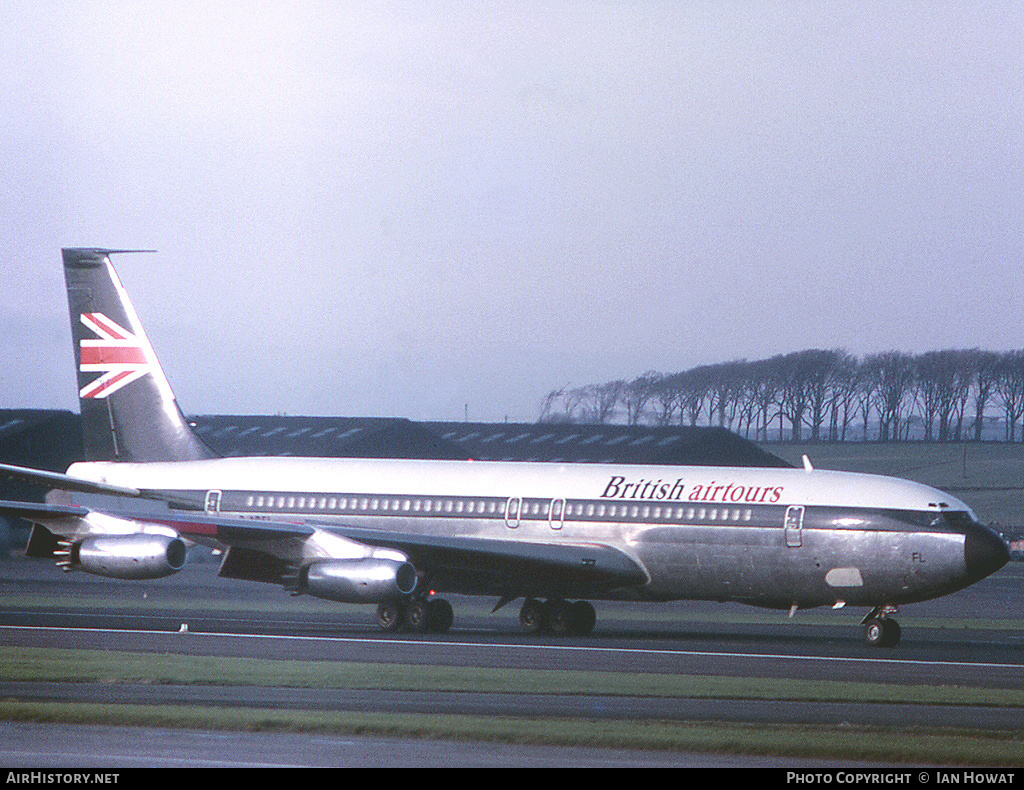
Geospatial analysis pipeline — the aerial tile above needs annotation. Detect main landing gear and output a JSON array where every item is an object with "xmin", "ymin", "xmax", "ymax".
[
  {"xmin": 374, "ymin": 595, "xmax": 599, "ymax": 636},
  {"xmin": 519, "ymin": 598, "xmax": 597, "ymax": 636},
  {"xmin": 862, "ymin": 606, "xmax": 901, "ymax": 647},
  {"xmin": 376, "ymin": 596, "xmax": 454, "ymax": 634}
]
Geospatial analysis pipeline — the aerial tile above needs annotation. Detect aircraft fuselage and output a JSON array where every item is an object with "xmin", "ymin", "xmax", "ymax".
[{"xmin": 59, "ymin": 456, "xmax": 1008, "ymax": 611}]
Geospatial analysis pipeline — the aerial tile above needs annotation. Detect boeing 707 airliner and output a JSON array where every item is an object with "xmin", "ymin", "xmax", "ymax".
[{"xmin": 0, "ymin": 249, "xmax": 1009, "ymax": 646}]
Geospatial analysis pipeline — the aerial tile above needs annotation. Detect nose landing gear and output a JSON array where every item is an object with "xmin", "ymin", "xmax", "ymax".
[{"xmin": 862, "ymin": 606, "xmax": 901, "ymax": 647}]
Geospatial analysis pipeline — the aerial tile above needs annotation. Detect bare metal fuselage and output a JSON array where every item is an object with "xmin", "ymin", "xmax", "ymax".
[{"xmin": 59, "ymin": 456, "xmax": 1007, "ymax": 611}]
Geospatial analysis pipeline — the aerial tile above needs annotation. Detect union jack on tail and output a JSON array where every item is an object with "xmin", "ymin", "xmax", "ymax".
[{"xmin": 78, "ymin": 312, "xmax": 152, "ymax": 399}]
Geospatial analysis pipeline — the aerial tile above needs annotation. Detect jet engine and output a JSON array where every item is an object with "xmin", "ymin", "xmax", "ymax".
[
  {"xmin": 57, "ymin": 533, "xmax": 188, "ymax": 580},
  {"xmin": 299, "ymin": 558, "xmax": 418, "ymax": 603}
]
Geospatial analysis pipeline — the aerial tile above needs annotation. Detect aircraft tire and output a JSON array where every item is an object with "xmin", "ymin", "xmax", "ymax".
[
  {"xmin": 519, "ymin": 598, "xmax": 547, "ymax": 634},
  {"xmin": 404, "ymin": 600, "xmax": 430, "ymax": 632},
  {"xmin": 376, "ymin": 600, "xmax": 407, "ymax": 632},
  {"xmin": 425, "ymin": 598, "xmax": 454, "ymax": 633},
  {"xmin": 864, "ymin": 617, "xmax": 900, "ymax": 647},
  {"xmin": 547, "ymin": 599, "xmax": 574, "ymax": 635},
  {"xmin": 569, "ymin": 600, "xmax": 597, "ymax": 635}
]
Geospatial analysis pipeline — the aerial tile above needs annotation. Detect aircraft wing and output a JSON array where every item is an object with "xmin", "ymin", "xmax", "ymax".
[
  {"xmin": 1, "ymin": 501, "xmax": 647, "ymax": 598},
  {"xmin": 157, "ymin": 511, "xmax": 647, "ymax": 597},
  {"xmin": 324, "ymin": 523, "xmax": 649, "ymax": 597}
]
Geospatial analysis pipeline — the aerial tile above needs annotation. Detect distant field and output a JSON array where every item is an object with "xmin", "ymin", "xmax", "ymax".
[{"xmin": 764, "ymin": 442, "xmax": 1024, "ymax": 528}]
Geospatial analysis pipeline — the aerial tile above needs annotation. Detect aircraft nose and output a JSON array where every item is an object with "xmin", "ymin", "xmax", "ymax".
[{"xmin": 963, "ymin": 523, "xmax": 1010, "ymax": 583}]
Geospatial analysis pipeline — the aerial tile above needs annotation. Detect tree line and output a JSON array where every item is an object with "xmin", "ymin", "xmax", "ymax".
[{"xmin": 538, "ymin": 349, "xmax": 1024, "ymax": 443}]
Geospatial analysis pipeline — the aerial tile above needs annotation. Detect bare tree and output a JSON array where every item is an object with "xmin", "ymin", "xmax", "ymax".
[
  {"xmin": 865, "ymin": 351, "xmax": 915, "ymax": 442},
  {"xmin": 995, "ymin": 350, "xmax": 1024, "ymax": 441},
  {"xmin": 537, "ymin": 385, "xmax": 593, "ymax": 424},
  {"xmin": 649, "ymin": 373, "xmax": 683, "ymax": 426},
  {"xmin": 679, "ymin": 366, "xmax": 712, "ymax": 427},
  {"xmin": 970, "ymin": 350, "xmax": 1001, "ymax": 441},
  {"xmin": 800, "ymin": 349, "xmax": 852, "ymax": 442},
  {"xmin": 623, "ymin": 372, "xmax": 661, "ymax": 426},
  {"xmin": 826, "ymin": 352, "xmax": 859, "ymax": 441},
  {"xmin": 776, "ymin": 350, "xmax": 822, "ymax": 441},
  {"xmin": 915, "ymin": 351, "xmax": 950, "ymax": 441},
  {"xmin": 581, "ymin": 380, "xmax": 625, "ymax": 424},
  {"xmin": 538, "ymin": 387, "xmax": 570, "ymax": 424},
  {"xmin": 539, "ymin": 345, "xmax": 1024, "ymax": 444},
  {"xmin": 745, "ymin": 357, "xmax": 782, "ymax": 441},
  {"xmin": 706, "ymin": 360, "xmax": 748, "ymax": 430}
]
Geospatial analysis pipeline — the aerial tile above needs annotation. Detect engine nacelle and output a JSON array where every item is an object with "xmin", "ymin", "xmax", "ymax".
[
  {"xmin": 67, "ymin": 533, "xmax": 188, "ymax": 580},
  {"xmin": 301, "ymin": 558, "xmax": 417, "ymax": 603}
]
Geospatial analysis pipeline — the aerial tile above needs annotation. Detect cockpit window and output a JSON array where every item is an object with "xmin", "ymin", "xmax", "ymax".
[{"xmin": 929, "ymin": 510, "xmax": 976, "ymax": 531}]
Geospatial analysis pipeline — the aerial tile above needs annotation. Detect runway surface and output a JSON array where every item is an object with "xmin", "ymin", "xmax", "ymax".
[
  {"xmin": 2, "ymin": 555, "xmax": 1022, "ymax": 766},
  {"xmin": 0, "ymin": 721, "xmax": 896, "ymax": 769}
]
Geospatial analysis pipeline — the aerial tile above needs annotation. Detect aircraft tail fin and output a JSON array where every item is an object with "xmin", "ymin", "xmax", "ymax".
[{"xmin": 62, "ymin": 248, "xmax": 217, "ymax": 462}]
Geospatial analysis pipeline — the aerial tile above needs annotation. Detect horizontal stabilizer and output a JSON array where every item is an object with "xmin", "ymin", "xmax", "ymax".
[
  {"xmin": 0, "ymin": 462, "xmax": 141, "ymax": 498},
  {"xmin": 0, "ymin": 499, "xmax": 90, "ymax": 520}
]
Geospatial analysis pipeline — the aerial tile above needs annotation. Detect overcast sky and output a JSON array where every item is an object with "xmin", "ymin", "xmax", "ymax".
[{"xmin": 2, "ymin": 2, "xmax": 1022, "ymax": 423}]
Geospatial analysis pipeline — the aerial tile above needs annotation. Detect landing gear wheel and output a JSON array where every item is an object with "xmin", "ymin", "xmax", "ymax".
[
  {"xmin": 568, "ymin": 600, "xmax": 597, "ymax": 636},
  {"xmin": 404, "ymin": 600, "xmax": 430, "ymax": 632},
  {"xmin": 376, "ymin": 600, "xmax": 406, "ymax": 632},
  {"xmin": 425, "ymin": 598, "xmax": 454, "ymax": 633},
  {"xmin": 548, "ymin": 600, "xmax": 598, "ymax": 636},
  {"xmin": 519, "ymin": 598, "xmax": 547, "ymax": 634},
  {"xmin": 547, "ymin": 600, "xmax": 574, "ymax": 635},
  {"xmin": 519, "ymin": 598, "xmax": 596, "ymax": 636},
  {"xmin": 864, "ymin": 617, "xmax": 901, "ymax": 647},
  {"xmin": 404, "ymin": 598, "xmax": 454, "ymax": 633}
]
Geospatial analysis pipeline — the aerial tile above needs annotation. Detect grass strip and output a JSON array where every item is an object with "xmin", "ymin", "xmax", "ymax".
[
  {"xmin": 3, "ymin": 646, "xmax": 1023, "ymax": 708},
  {"xmin": 1, "ymin": 700, "xmax": 1022, "ymax": 766}
]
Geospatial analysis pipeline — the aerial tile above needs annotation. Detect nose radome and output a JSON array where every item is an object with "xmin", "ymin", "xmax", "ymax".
[{"xmin": 964, "ymin": 524, "xmax": 1010, "ymax": 583}]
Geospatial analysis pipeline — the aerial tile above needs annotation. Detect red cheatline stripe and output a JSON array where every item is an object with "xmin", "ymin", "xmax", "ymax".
[{"xmin": 154, "ymin": 520, "xmax": 218, "ymax": 537}]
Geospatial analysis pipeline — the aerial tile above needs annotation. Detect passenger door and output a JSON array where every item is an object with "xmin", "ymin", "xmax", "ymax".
[{"xmin": 784, "ymin": 505, "xmax": 804, "ymax": 548}]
